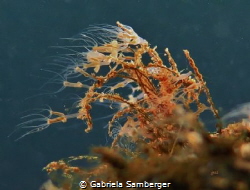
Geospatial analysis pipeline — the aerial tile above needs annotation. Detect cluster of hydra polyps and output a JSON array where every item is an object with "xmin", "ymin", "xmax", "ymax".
[{"xmin": 19, "ymin": 22, "xmax": 219, "ymax": 144}]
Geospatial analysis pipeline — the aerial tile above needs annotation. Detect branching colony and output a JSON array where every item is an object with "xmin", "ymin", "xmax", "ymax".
[{"xmin": 17, "ymin": 22, "xmax": 220, "ymax": 143}]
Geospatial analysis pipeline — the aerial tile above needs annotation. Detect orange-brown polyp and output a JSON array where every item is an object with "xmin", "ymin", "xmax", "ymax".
[
  {"xmin": 63, "ymin": 81, "xmax": 84, "ymax": 88},
  {"xmin": 47, "ymin": 111, "xmax": 67, "ymax": 124}
]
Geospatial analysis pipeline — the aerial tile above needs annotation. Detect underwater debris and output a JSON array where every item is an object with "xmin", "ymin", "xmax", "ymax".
[{"xmin": 222, "ymin": 102, "xmax": 250, "ymax": 125}]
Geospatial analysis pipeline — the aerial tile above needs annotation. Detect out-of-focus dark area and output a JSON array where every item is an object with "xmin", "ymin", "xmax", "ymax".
[{"xmin": 1, "ymin": 0, "xmax": 250, "ymax": 189}]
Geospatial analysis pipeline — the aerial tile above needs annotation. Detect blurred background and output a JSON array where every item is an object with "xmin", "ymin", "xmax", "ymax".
[{"xmin": 1, "ymin": 0, "xmax": 250, "ymax": 189}]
